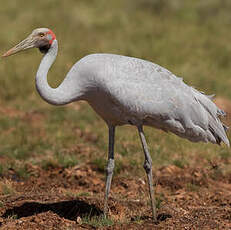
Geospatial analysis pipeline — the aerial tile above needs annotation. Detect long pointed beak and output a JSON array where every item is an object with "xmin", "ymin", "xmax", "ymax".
[{"xmin": 2, "ymin": 35, "xmax": 35, "ymax": 57}]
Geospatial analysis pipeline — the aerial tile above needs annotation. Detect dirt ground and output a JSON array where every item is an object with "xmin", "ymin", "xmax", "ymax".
[
  {"xmin": 0, "ymin": 97, "xmax": 231, "ymax": 229},
  {"xmin": 0, "ymin": 161, "xmax": 231, "ymax": 230}
]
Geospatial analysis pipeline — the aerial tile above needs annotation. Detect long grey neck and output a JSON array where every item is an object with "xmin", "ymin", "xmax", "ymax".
[{"xmin": 35, "ymin": 40, "xmax": 83, "ymax": 105}]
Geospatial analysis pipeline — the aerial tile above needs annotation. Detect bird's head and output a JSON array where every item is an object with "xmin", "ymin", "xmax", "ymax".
[{"xmin": 2, "ymin": 28, "xmax": 56, "ymax": 57}]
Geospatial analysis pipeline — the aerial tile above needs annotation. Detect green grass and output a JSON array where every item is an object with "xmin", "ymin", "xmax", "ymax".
[
  {"xmin": 76, "ymin": 191, "xmax": 91, "ymax": 197},
  {"xmin": 65, "ymin": 190, "xmax": 91, "ymax": 199},
  {"xmin": 186, "ymin": 183, "xmax": 200, "ymax": 192},
  {"xmin": 0, "ymin": 181, "xmax": 16, "ymax": 195},
  {"xmin": 82, "ymin": 215, "xmax": 114, "ymax": 228},
  {"xmin": 40, "ymin": 151, "xmax": 79, "ymax": 170},
  {"xmin": 92, "ymin": 158, "xmax": 106, "ymax": 173},
  {"xmin": 156, "ymin": 192, "xmax": 165, "ymax": 209},
  {"xmin": 15, "ymin": 165, "xmax": 30, "ymax": 179},
  {"xmin": 172, "ymin": 159, "xmax": 187, "ymax": 169},
  {"xmin": 0, "ymin": 0, "xmax": 231, "ymax": 179}
]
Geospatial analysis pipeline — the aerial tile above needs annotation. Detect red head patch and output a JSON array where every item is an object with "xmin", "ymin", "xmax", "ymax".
[{"xmin": 47, "ymin": 30, "xmax": 56, "ymax": 44}]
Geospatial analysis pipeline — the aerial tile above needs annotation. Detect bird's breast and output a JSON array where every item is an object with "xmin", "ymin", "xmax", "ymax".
[{"xmin": 86, "ymin": 90, "xmax": 140, "ymax": 126}]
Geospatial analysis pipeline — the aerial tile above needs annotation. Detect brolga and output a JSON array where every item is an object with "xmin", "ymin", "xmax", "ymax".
[{"xmin": 2, "ymin": 28, "xmax": 229, "ymax": 222}]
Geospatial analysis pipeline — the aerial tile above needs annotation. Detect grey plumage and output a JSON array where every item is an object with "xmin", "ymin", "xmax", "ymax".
[
  {"xmin": 75, "ymin": 53, "xmax": 229, "ymax": 146},
  {"xmin": 3, "ymin": 28, "xmax": 229, "ymax": 222}
]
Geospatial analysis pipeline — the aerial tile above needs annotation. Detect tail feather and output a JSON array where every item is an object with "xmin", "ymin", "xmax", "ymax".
[
  {"xmin": 208, "ymin": 113, "xmax": 230, "ymax": 147},
  {"xmin": 195, "ymin": 91, "xmax": 229, "ymax": 147},
  {"xmin": 223, "ymin": 124, "xmax": 229, "ymax": 132}
]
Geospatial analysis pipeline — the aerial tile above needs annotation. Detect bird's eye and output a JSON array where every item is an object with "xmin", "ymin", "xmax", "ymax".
[{"xmin": 40, "ymin": 33, "xmax": 45, "ymax": 37}]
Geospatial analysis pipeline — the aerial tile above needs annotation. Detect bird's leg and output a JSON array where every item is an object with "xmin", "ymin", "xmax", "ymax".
[
  {"xmin": 104, "ymin": 125, "xmax": 115, "ymax": 217},
  {"xmin": 137, "ymin": 125, "xmax": 157, "ymax": 222}
]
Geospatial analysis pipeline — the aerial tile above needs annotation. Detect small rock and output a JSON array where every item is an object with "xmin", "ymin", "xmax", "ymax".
[{"xmin": 76, "ymin": 216, "xmax": 82, "ymax": 224}]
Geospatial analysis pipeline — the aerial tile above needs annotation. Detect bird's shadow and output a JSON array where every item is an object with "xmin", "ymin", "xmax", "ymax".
[{"xmin": 2, "ymin": 199, "xmax": 102, "ymax": 221}]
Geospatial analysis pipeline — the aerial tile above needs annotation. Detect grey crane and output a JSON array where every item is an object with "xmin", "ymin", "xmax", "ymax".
[{"xmin": 2, "ymin": 28, "xmax": 229, "ymax": 222}]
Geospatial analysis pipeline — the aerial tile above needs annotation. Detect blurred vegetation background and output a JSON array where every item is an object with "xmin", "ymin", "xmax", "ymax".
[{"xmin": 0, "ymin": 0, "xmax": 231, "ymax": 177}]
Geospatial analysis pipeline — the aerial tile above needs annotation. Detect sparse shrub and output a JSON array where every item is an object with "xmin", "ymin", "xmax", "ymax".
[
  {"xmin": 56, "ymin": 152, "xmax": 79, "ymax": 168},
  {"xmin": 92, "ymin": 158, "xmax": 106, "ymax": 173},
  {"xmin": 82, "ymin": 214, "xmax": 113, "ymax": 227},
  {"xmin": 41, "ymin": 158, "xmax": 59, "ymax": 170},
  {"xmin": 0, "ymin": 180, "xmax": 16, "ymax": 195},
  {"xmin": 173, "ymin": 159, "xmax": 185, "ymax": 169}
]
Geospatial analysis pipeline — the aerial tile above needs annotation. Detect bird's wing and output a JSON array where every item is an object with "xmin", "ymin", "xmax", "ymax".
[
  {"xmin": 99, "ymin": 54, "xmax": 228, "ymax": 145},
  {"xmin": 103, "ymin": 54, "xmax": 193, "ymax": 119}
]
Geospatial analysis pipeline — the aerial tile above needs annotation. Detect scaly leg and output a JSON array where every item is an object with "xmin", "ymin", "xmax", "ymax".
[
  {"xmin": 137, "ymin": 125, "xmax": 157, "ymax": 222},
  {"xmin": 104, "ymin": 125, "xmax": 115, "ymax": 217}
]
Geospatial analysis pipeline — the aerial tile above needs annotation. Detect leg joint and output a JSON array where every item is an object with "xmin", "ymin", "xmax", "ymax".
[
  {"xmin": 106, "ymin": 159, "xmax": 115, "ymax": 175},
  {"xmin": 143, "ymin": 159, "xmax": 152, "ymax": 173}
]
